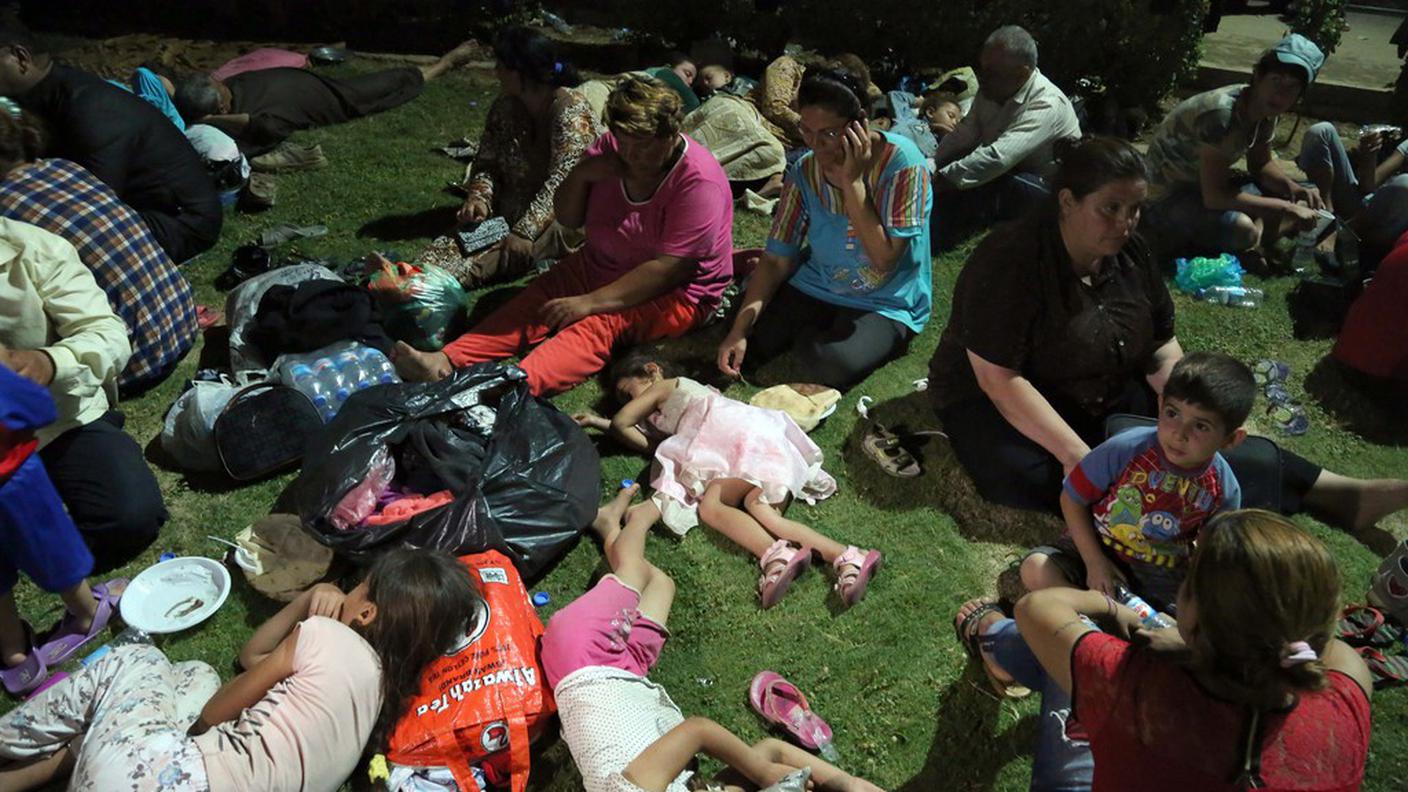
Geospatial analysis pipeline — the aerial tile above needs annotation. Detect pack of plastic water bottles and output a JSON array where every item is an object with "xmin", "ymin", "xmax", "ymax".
[{"xmin": 274, "ymin": 340, "xmax": 400, "ymax": 422}]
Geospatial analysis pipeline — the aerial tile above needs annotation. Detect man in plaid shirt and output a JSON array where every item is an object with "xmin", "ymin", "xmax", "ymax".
[{"xmin": 0, "ymin": 157, "xmax": 197, "ymax": 391}]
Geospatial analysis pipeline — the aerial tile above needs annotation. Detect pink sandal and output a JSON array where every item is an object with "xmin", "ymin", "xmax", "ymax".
[
  {"xmin": 833, "ymin": 546, "xmax": 882, "ymax": 606},
  {"xmin": 749, "ymin": 670, "xmax": 834, "ymax": 751},
  {"xmin": 758, "ymin": 540, "xmax": 810, "ymax": 609}
]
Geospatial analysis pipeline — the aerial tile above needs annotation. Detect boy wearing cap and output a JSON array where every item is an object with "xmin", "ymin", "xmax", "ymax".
[{"xmin": 1142, "ymin": 33, "xmax": 1326, "ymax": 265}]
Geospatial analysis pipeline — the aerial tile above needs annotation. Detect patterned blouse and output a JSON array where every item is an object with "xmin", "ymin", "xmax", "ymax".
[
  {"xmin": 747, "ymin": 55, "xmax": 806, "ymax": 149},
  {"xmin": 464, "ymin": 87, "xmax": 602, "ymax": 241}
]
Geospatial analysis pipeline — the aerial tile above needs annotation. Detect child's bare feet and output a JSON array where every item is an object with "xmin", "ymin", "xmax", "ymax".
[
  {"xmin": 590, "ymin": 482, "xmax": 641, "ymax": 543},
  {"xmin": 393, "ymin": 341, "xmax": 453, "ymax": 383}
]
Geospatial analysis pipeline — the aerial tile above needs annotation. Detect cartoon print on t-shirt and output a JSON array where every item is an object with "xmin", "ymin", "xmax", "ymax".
[
  {"xmin": 1106, "ymin": 485, "xmax": 1143, "ymax": 526},
  {"xmin": 1139, "ymin": 511, "xmax": 1180, "ymax": 542},
  {"xmin": 1093, "ymin": 460, "xmax": 1220, "ymax": 566}
]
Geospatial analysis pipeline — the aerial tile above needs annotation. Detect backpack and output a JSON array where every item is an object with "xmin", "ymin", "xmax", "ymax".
[{"xmin": 387, "ymin": 551, "xmax": 555, "ymax": 792}]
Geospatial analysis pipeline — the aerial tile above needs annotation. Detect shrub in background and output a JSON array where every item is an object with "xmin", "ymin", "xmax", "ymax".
[
  {"xmin": 578, "ymin": 0, "xmax": 1210, "ymax": 116},
  {"xmin": 1288, "ymin": 0, "xmax": 1349, "ymax": 57}
]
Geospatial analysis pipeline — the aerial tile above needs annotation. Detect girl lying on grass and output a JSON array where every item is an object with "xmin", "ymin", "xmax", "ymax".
[
  {"xmin": 574, "ymin": 350, "xmax": 881, "ymax": 609},
  {"xmin": 542, "ymin": 485, "xmax": 887, "ymax": 792},
  {"xmin": 0, "ymin": 548, "xmax": 482, "ymax": 792}
]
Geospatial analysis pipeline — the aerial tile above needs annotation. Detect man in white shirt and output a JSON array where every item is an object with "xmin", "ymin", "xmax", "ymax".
[{"xmin": 933, "ymin": 25, "xmax": 1082, "ymax": 251}]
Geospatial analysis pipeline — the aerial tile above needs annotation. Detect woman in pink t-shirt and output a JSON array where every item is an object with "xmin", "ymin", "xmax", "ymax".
[
  {"xmin": 396, "ymin": 75, "xmax": 734, "ymax": 397},
  {"xmin": 1012, "ymin": 510, "xmax": 1372, "ymax": 792}
]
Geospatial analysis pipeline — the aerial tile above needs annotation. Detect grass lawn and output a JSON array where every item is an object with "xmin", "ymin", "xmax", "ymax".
[{"xmin": 7, "ymin": 62, "xmax": 1407, "ymax": 791}]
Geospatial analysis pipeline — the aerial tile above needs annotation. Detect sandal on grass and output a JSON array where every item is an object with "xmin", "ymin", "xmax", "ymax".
[
  {"xmin": 749, "ymin": 670, "xmax": 833, "ymax": 752},
  {"xmin": 861, "ymin": 423, "xmax": 921, "ymax": 478},
  {"xmin": 954, "ymin": 599, "xmax": 1030, "ymax": 699},
  {"xmin": 0, "ymin": 622, "xmax": 48, "ymax": 697},
  {"xmin": 36, "ymin": 578, "xmax": 124, "ymax": 668},
  {"xmin": 1338, "ymin": 604, "xmax": 1403, "ymax": 649},
  {"xmin": 833, "ymin": 545, "xmax": 882, "ymax": 606},
  {"xmin": 1357, "ymin": 646, "xmax": 1408, "ymax": 689},
  {"xmin": 1253, "ymin": 359, "xmax": 1291, "ymax": 388},
  {"xmin": 758, "ymin": 541, "xmax": 811, "ymax": 609}
]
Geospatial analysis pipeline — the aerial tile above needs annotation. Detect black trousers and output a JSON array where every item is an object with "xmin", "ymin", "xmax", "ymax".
[
  {"xmin": 139, "ymin": 197, "xmax": 223, "ymax": 265},
  {"xmin": 937, "ymin": 380, "xmax": 1321, "ymax": 514},
  {"xmin": 747, "ymin": 283, "xmax": 913, "ymax": 391},
  {"xmin": 40, "ymin": 411, "xmax": 166, "ymax": 569}
]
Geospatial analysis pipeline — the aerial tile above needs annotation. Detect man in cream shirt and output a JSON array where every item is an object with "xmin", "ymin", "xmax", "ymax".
[
  {"xmin": 0, "ymin": 216, "xmax": 166, "ymax": 563},
  {"xmin": 933, "ymin": 25, "xmax": 1082, "ymax": 251}
]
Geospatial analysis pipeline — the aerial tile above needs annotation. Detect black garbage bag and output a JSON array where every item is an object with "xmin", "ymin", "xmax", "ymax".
[{"xmin": 275, "ymin": 363, "xmax": 600, "ymax": 581}]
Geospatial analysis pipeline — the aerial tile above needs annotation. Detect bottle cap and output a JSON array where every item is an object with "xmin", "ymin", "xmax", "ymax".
[
  {"xmin": 621, "ymin": 479, "xmax": 635, "ymax": 489},
  {"xmin": 531, "ymin": 591, "xmax": 551, "ymax": 607},
  {"xmin": 159, "ymin": 552, "xmax": 177, "ymax": 562}
]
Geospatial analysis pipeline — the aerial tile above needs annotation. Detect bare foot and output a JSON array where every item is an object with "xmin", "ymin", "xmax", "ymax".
[
  {"xmin": 590, "ymin": 482, "xmax": 641, "ymax": 543},
  {"xmin": 954, "ymin": 598, "xmax": 1021, "ymax": 694},
  {"xmin": 393, "ymin": 341, "xmax": 452, "ymax": 382}
]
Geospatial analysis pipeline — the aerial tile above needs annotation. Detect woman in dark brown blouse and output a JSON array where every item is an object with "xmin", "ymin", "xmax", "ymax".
[{"xmin": 928, "ymin": 136, "xmax": 1408, "ymax": 534}]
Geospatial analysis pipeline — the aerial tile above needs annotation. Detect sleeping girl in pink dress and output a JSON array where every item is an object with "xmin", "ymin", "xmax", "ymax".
[{"xmin": 575, "ymin": 350, "xmax": 881, "ymax": 609}]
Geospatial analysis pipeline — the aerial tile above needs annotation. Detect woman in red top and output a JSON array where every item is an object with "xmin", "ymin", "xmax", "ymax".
[{"xmin": 1016, "ymin": 509, "xmax": 1371, "ymax": 791}]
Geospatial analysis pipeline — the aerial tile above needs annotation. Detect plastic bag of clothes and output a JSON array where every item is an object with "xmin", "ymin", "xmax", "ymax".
[
  {"xmin": 275, "ymin": 364, "xmax": 599, "ymax": 581},
  {"xmin": 226, "ymin": 263, "xmax": 341, "ymax": 373},
  {"xmin": 365, "ymin": 258, "xmax": 467, "ymax": 351}
]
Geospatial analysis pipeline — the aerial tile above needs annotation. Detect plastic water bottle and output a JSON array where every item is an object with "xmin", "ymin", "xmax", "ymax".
[
  {"xmin": 1291, "ymin": 238, "xmax": 1315, "ymax": 274},
  {"xmin": 284, "ymin": 363, "xmax": 331, "ymax": 421},
  {"xmin": 314, "ymin": 360, "xmax": 344, "ymax": 421},
  {"xmin": 350, "ymin": 346, "xmax": 400, "ymax": 386},
  {"xmin": 80, "ymin": 626, "xmax": 153, "ymax": 668},
  {"xmin": 1194, "ymin": 285, "xmax": 1264, "ymax": 308},
  {"xmin": 361, "ymin": 347, "xmax": 399, "ymax": 385},
  {"xmin": 1113, "ymin": 583, "xmax": 1175, "ymax": 629},
  {"xmin": 334, "ymin": 350, "xmax": 370, "ymax": 392}
]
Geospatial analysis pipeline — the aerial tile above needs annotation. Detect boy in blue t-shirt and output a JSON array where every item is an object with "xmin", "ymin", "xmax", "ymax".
[{"xmin": 1020, "ymin": 352, "xmax": 1256, "ymax": 610}]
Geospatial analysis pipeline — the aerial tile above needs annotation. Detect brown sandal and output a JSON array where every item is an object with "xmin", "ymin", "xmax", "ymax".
[
  {"xmin": 954, "ymin": 599, "xmax": 1031, "ymax": 699},
  {"xmin": 861, "ymin": 423, "xmax": 921, "ymax": 478}
]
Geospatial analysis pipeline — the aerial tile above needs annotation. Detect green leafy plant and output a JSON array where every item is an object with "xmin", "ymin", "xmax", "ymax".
[{"xmin": 1288, "ymin": 0, "xmax": 1349, "ymax": 56}]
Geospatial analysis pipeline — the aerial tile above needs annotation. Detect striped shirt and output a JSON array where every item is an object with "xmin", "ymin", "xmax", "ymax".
[
  {"xmin": 935, "ymin": 68, "xmax": 1081, "ymax": 188},
  {"xmin": 766, "ymin": 130, "xmax": 933, "ymax": 332},
  {"xmin": 0, "ymin": 159, "xmax": 196, "ymax": 389}
]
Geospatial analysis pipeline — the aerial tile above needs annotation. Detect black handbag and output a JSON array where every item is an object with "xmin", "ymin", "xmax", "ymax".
[{"xmin": 214, "ymin": 383, "xmax": 322, "ymax": 480}]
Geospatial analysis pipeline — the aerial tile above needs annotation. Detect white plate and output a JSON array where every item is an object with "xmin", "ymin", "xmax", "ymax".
[{"xmin": 119, "ymin": 557, "xmax": 231, "ymax": 634}]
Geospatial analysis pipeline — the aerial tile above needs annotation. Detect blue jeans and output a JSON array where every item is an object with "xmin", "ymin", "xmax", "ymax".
[
  {"xmin": 1144, "ymin": 181, "xmax": 1264, "ymax": 256},
  {"xmin": 934, "ymin": 171, "xmax": 1051, "ymax": 252},
  {"xmin": 1296, "ymin": 121, "xmax": 1366, "ymax": 217},
  {"xmin": 980, "ymin": 618, "xmax": 1094, "ymax": 792}
]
